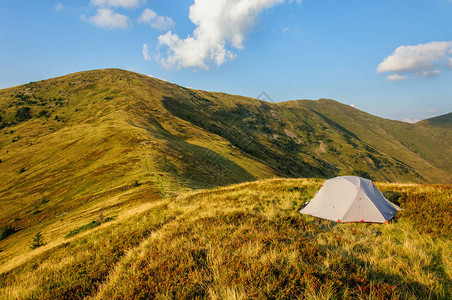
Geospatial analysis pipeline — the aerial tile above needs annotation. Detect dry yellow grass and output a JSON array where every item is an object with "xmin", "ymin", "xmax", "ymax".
[{"xmin": 1, "ymin": 178, "xmax": 449, "ymax": 299}]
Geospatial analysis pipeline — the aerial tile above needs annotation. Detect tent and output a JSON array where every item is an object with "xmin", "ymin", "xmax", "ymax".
[{"xmin": 299, "ymin": 176, "xmax": 402, "ymax": 223}]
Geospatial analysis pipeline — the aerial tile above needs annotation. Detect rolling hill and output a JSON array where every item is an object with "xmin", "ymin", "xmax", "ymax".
[
  {"xmin": 1, "ymin": 69, "xmax": 450, "ymax": 194},
  {"xmin": 0, "ymin": 69, "xmax": 451, "ymax": 296}
]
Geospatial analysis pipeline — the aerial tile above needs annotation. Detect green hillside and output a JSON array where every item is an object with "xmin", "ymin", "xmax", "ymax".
[
  {"xmin": 0, "ymin": 69, "xmax": 451, "ymax": 294},
  {"xmin": 417, "ymin": 112, "xmax": 452, "ymax": 128}
]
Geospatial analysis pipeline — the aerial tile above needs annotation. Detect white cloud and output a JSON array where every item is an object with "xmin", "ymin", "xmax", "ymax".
[
  {"xmin": 386, "ymin": 74, "xmax": 408, "ymax": 81},
  {"xmin": 377, "ymin": 41, "xmax": 452, "ymax": 73},
  {"xmin": 147, "ymin": 74, "xmax": 167, "ymax": 81},
  {"xmin": 143, "ymin": 43, "xmax": 151, "ymax": 60},
  {"xmin": 54, "ymin": 2, "xmax": 64, "ymax": 11},
  {"xmin": 87, "ymin": 8, "xmax": 131, "ymax": 30},
  {"xmin": 415, "ymin": 70, "xmax": 441, "ymax": 77},
  {"xmin": 138, "ymin": 8, "xmax": 175, "ymax": 31},
  {"xmin": 377, "ymin": 41, "xmax": 452, "ymax": 81},
  {"xmin": 138, "ymin": 8, "xmax": 156, "ymax": 22},
  {"xmin": 91, "ymin": 0, "xmax": 146, "ymax": 9},
  {"xmin": 156, "ymin": 0, "xmax": 288, "ymax": 70},
  {"xmin": 404, "ymin": 118, "xmax": 422, "ymax": 124}
]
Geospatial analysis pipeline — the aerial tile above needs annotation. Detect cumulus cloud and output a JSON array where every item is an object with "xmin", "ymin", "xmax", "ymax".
[
  {"xmin": 87, "ymin": 8, "xmax": 131, "ymax": 29},
  {"xmin": 377, "ymin": 41, "xmax": 452, "ymax": 81},
  {"xmin": 143, "ymin": 43, "xmax": 151, "ymax": 60},
  {"xmin": 156, "ymin": 0, "xmax": 289, "ymax": 70},
  {"xmin": 138, "ymin": 8, "xmax": 175, "ymax": 30},
  {"xmin": 91, "ymin": 0, "xmax": 146, "ymax": 9}
]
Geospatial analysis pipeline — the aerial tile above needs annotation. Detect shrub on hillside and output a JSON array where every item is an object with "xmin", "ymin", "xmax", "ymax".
[
  {"xmin": 0, "ymin": 226, "xmax": 16, "ymax": 241},
  {"xmin": 38, "ymin": 110, "xmax": 50, "ymax": 118},
  {"xmin": 15, "ymin": 107, "xmax": 32, "ymax": 122},
  {"xmin": 352, "ymin": 170, "xmax": 372, "ymax": 180},
  {"xmin": 133, "ymin": 180, "xmax": 141, "ymax": 187},
  {"xmin": 30, "ymin": 232, "xmax": 45, "ymax": 249}
]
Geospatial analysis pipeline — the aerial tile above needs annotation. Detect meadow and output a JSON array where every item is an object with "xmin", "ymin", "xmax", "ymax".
[
  {"xmin": 0, "ymin": 178, "xmax": 450, "ymax": 299},
  {"xmin": 0, "ymin": 69, "xmax": 451, "ymax": 299}
]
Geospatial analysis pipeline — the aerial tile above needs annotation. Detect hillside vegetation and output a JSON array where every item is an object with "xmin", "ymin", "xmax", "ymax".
[
  {"xmin": 290, "ymin": 100, "xmax": 452, "ymax": 181},
  {"xmin": 0, "ymin": 179, "xmax": 451, "ymax": 299},
  {"xmin": 417, "ymin": 112, "xmax": 452, "ymax": 129},
  {"xmin": 0, "ymin": 69, "xmax": 451, "ymax": 298}
]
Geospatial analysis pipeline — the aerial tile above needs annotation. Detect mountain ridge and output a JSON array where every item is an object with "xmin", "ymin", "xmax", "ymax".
[
  {"xmin": 417, "ymin": 112, "xmax": 452, "ymax": 128},
  {"xmin": 1, "ymin": 68, "xmax": 450, "ymax": 187}
]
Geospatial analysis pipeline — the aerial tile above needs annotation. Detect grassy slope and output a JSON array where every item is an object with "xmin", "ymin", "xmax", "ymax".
[
  {"xmin": 0, "ymin": 179, "xmax": 450, "ymax": 299},
  {"xmin": 0, "ymin": 69, "xmax": 277, "ymax": 269},
  {"xmin": 161, "ymin": 91, "xmax": 446, "ymax": 183},
  {"xmin": 285, "ymin": 99, "xmax": 452, "ymax": 182},
  {"xmin": 417, "ymin": 112, "xmax": 452, "ymax": 128}
]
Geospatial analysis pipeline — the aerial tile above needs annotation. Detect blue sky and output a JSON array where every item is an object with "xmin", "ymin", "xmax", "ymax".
[{"xmin": 1, "ymin": 0, "xmax": 451, "ymax": 122}]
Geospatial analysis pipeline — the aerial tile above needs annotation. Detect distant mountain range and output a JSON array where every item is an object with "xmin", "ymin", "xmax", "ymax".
[{"xmin": 0, "ymin": 68, "xmax": 450, "ymax": 233}]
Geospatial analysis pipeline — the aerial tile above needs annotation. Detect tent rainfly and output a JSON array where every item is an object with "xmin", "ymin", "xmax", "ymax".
[{"xmin": 300, "ymin": 176, "xmax": 402, "ymax": 223}]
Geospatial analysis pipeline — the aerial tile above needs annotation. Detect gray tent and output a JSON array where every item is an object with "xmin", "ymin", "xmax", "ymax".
[{"xmin": 300, "ymin": 176, "xmax": 402, "ymax": 223}]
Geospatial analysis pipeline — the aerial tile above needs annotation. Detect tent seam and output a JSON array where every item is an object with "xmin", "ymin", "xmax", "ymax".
[{"xmin": 339, "ymin": 178, "xmax": 361, "ymax": 221}]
